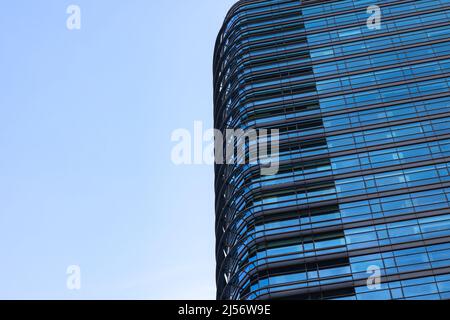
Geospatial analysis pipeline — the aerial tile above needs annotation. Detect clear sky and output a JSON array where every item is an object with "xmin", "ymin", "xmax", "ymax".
[{"xmin": 0, "ymin": 0, "xmax": 236, "ymax": 299}]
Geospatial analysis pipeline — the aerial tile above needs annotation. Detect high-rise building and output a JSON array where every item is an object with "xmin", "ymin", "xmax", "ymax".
[{"xmin": 213, "ymin": 0, "xmax": 450, "ymax": 300}]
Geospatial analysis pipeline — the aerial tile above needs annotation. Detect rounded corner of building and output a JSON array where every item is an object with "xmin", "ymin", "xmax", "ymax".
[{"xmin": 214, "ymin": 1, "xmax": 243, "ymax": 54}]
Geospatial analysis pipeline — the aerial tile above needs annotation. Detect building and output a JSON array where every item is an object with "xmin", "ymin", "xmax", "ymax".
[{"xmin": 213, "ymin": 0, "xmax": 450, "ymax": 300}]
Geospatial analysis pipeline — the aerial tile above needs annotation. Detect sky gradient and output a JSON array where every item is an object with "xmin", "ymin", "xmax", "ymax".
[{"xmin": 0, "ymin": 0, "xmax": 236, "ymax": 299}]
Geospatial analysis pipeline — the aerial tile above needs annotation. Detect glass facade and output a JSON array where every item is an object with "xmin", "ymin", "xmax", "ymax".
[{"xmin": 213, "ymin": 0, "xmax": 450, "ymax": 300}]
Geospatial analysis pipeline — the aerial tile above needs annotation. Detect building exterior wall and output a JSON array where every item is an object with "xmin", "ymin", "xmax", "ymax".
[{"xmin": 213, "ymin": 0, "xmax": 450, "ymax": 300}]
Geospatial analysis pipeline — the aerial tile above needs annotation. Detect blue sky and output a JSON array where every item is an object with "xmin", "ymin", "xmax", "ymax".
[{"xmin": 0, "ymin": 0, "xmax": 236, "ymax": 299}]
